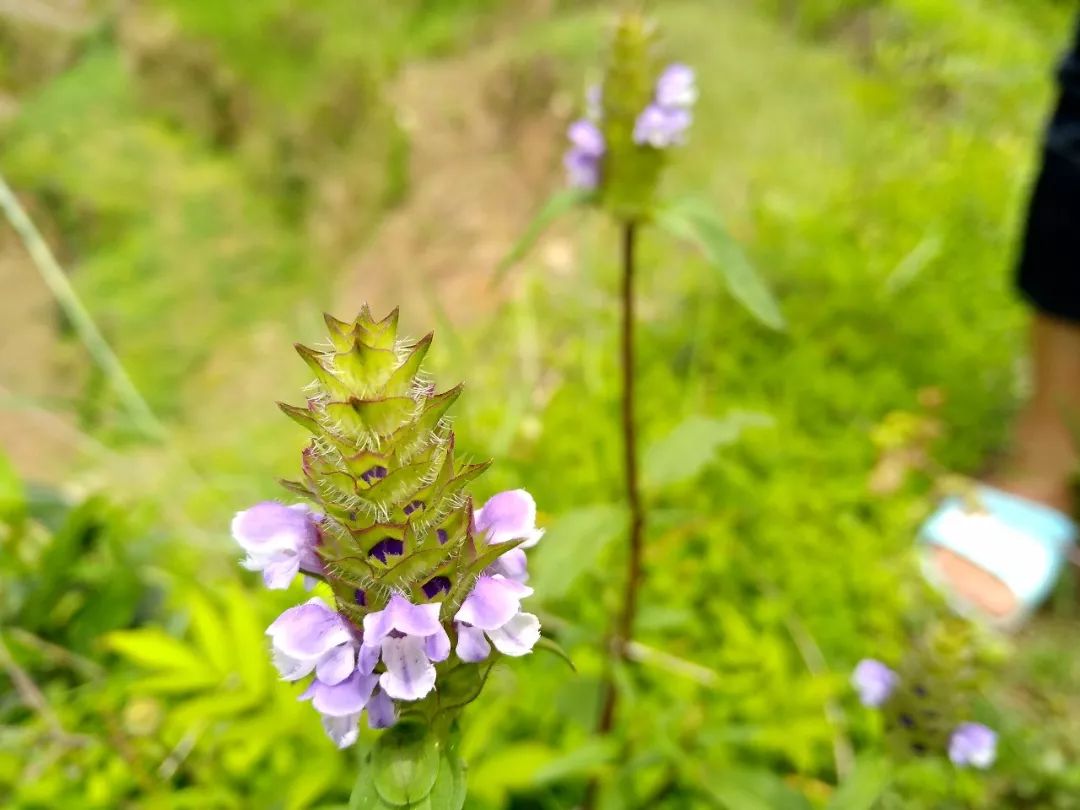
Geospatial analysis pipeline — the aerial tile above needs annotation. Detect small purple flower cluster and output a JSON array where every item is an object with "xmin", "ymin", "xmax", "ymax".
[
  {"xmin": 852, "ymin": 658, "xmax": 998, "ymax": 769},
  {"xmin": 633, "ymin": 63, "xmax": 696, "ymax": 149},
  {"xmin": 563, "ymin": 63, "xmax": 697, "ymax": 191},
  {"xmin": 233, "ymin": 490, "xmax": 544, "ymax": 748}
]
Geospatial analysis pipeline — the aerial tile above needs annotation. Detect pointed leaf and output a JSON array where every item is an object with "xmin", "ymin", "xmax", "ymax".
[
  {"xmin": 389, "ymin": 386, "xmax": 463, "ymax": 465},
  {"xmin": 278, "ymin": 402, "xmax": 320, "ymax": 433},
  {"xmin": 385, "ymin": 333, "xmax": 433, "ymax": 397},
  {"xmin": 656, "ymin": 197, "xmax": 785, "ymax": 330},
  {"xmin": 643, "ymin": 411, "xmax": 773, "ymax": 491},
  {"xmin": 325, "ymin": 313, "xmax": 356, "ymax": 352},
  {"xmin": 529, "ymin": 504, "xmax": 625, "ymax": 600},
  {"xmin": 333, "ymin": 341, "xmax": 399, "ymax": 395},
  {"xmin": 295, "ymin": 343, "xmax": 351, "ymax": 399},
  {"xmin": 465, "ymin": 539, "xmax": 525, "ymax": 578},
  {"xmin": 376, "ymin": 545, "xmax": 455, "ymax": 587},
  {"xmin": 494, "ymin": 188, "xmax": 591, "ymax": 284},
  {"xmin": 355, "ymin": 306, "xmax": 400, "ymax": 351}
]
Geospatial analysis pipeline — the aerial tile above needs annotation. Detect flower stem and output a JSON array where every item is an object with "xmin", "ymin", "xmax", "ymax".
[{"xmin": 587, "ymin": 220, "xmax": 645, "ymax": 807}]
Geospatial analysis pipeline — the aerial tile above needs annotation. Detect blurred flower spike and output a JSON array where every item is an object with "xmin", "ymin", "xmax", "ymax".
[
  {"xmin": 563, "ymin": 27, "xmax": 696, "ymax": 193},
  {"xmin": 230, "ymin": 307, "xmax": 546, "ymax": 803},
  {"xmin": 851, "ymin": 640, "xmax": 997, "ymax": 770}
]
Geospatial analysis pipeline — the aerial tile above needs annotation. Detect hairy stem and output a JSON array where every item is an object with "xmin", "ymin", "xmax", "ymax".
[{"xmin": 586, "ymin": 220, "xmax": 645, "ymax": 808}]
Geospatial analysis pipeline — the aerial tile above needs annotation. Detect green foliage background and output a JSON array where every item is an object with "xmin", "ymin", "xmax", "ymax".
[{"xmin": 2, "ymin": 0, "xmax": 1079, "ymax": 807}]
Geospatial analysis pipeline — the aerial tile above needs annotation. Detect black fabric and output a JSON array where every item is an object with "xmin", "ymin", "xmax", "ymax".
[{"xmin": 1017, "ymin": 18, "xmax": 1080, "ymax": 324}]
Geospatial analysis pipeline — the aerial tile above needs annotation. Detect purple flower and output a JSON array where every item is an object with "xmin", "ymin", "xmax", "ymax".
[
  {"xmin": 266, "ymin": 598, "xmax": 357, "ymax": 685},
  {"xmin": 655, "ymin": 63, "xmax": 697, "ymax": 109},
  {"xmin": 475, "ymin": 489, "xmax": 544, "ymax": 583},
  {"xmin": 454, "ymin": 574, "xmax": 541, "ymax": 662},
  {"xmin": 851, "ymin": 658, "xmax": 898, "ymax": 707},
  {"xmin": 633, "ymin": 103, "xmax": 692, "ymax": 149},
  {"xmin": 232, "ymin": 501, "xmax": 324, "ymax": 589},
  {"xmin": 564, "ymin": 119, "xmax": 605, "ymax": 190},
  {"xmin": 949, "ymin": 722, "xmax": 997, "ymax": 769},
  {"xmin": 300, "ymin": 669, "xmax": 381, "ymax": 748},
  {"xmin": 568, "ymin": 120, "xmax": 605, "ymax": 158},
  {"xmin": 359, "ymin": 593, "xmax": 450, "ymax": 701}
]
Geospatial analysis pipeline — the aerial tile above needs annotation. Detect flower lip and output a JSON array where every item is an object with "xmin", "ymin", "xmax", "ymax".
[
  {"xmin": 851, "ymin": 658, "xmax": 898, "ymax": 708},
  {"xmin": 655, "ymin": 62, "xmax": 698, "ymax": 108},
  {"xmin": 567, "ymin": 119, "xmax": 605, "ymax": 157},
  {"xmin": 475, "ymin": 489, "xmax": 544, "ymax": 548},
  {"xmin": 949, "ymin": 722, "xmax": 998, "ymax": 769}
]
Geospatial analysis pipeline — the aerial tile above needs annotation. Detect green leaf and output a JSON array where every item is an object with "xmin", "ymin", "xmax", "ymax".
[
  {"xmin": 533, "ymin": 636, "xmax": 576, "ymax": 672},
  {"xmin": 828, "ymin": 757, "xmax": 891, "ymax": 810},
  {"xmin": 656, "ymin": 197, "xmax": 785, "ymax": 330},
  {"xmin": 643, "ymin": 411, "xmax": 773, "ymax": 491},
  {"xmin": 529, "ymin": 505, "xmax": 625, "ymax": 600},
  {"xmin": 494, "ymin": 188, "xmax": 592, "ymax": 284},
  {"xmin": 533, "ymin": 739, "xmax": 616, "ymax": 784},
  {"xmin": 427, "ymin": 750, "xmax": 467, "ymax": 810},
  {"xmin": 700, "ymin": 769, "xmax": 813, "ymax": 810},
  {"xmin": 105, "ymin": 628, "xmax": 206, "ymax": 674},
  {"xmin": 385, "ymin": 334, "xmax": 433, "ymax": 397},
  {"xmin": 469, "ymin": 743, "xmax": 557, "ymax": 804},
  {"xmin": 0, "ymin": 451, "xmax": 25, "ymax": 526},
  {"xmin": 372, "ymin": 722, "xmax": 441, "ymax": 806}
]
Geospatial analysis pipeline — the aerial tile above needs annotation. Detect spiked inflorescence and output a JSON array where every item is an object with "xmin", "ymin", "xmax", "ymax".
[
  {"xmin": 232, "ymin": 307, "xmax": 543, "ymax": 752},
  {"xmin": 851, "ymin": 620, "xmax": 997, "ymax": 770}
]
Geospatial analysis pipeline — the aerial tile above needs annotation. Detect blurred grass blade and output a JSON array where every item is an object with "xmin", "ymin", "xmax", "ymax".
[
  {"xmin": 0, "ymin": 172, "xmax": 166, "ymax": 440},
  {"xmin": 656, "ymin": 196, "xmax": 785, "ymax": 330},
  {"xmin": 700, "ymin": 769, "xmax": 813, "ymax": 810},
  {"xmin": 493, "ymin": 187, "xmax": 590, "ymax": 285},
  {"xmin": 827, "ymin": 756, "xmax": 890, "ymax": 810},
  {"xmin": 643, "ymin": 411, "xmax": 774, "ymax": 491}
]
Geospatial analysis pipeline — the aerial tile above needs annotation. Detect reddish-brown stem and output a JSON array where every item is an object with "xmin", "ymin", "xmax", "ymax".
[{"xmin": 585, "ymin": 220, "xmax": 645, "ymax": 808}]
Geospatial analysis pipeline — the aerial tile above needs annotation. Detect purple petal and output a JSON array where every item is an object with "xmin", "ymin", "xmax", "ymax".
[
  {"xmin": 232, "ymin": 501, "xmax": 317, "ymax": 555},
  {"xmin": 321, "ymin": 713, "xmax": 362, "ymax": 749},
  {"xmin": 488, "ymin": 548, "xmax": 529, "ymax": 582},
  {"xmin": 425, "ymin": 626, "xmax": 451, "ymax": 663},
  {"xmin": 363, "ymin": 594, "xmax": 442, "ymax": 645},
  {"xmin": 378, "ymin": 635, "xmax": 436, "ymax": 701},
  {"xmin": 455, "ymin": 575, "xmax": 533, "ymax": 631},
  {"xmin": 306, "ymin": 670, "xmax": 379, "ymax": 717},
  {"xmin": 564, "ymin": 149, "xmax": 600, "ymax": 191},
  {"xmin": 316, "ymin": 644, "xmax": 357, "ymax": 686},
  {"xmin": 567, "ymin": 119, "xmax": 604, "ymax": 157},
  {"xmin": 949, "ymin": 723, "xmax": 997, "ymax": 769},
  {"xmin": 487, "ymin": 612, "xmax": 541, "ymax": 657},
  {"xmin": 366, "ymin": 686, "xmax": 397, "ymax": 729},
  {"xmin": 851, "ymin": 659, "xmax": 898, "ymax": 708},
  {"xmin": 267, "ymin": 598, "xmax": 352, "ymax": 660},
  {"xmin": 271, "ymin": 648, "xmax": 315, "ymax": 681},
  {"xmin": 633, "ymin": 104, "xmax": 691, "ymax": 149},
  {"xmin": 455, "ymin": 624, "xmax": 491, "ymax": 663},
  {"xmin": 260, "ymin": 554, "xmax": 302, "ymax": 589},
  {"xmin": 475, "ymin": 490, "xmax": 540, "ymax": 545},
  {"xmin": 655, "ymin": 63, "xmax": 697, "ymax": 108},
  {"xmin": 358, "ymin": 640, "xmax": 381, "ymax": 675}
]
